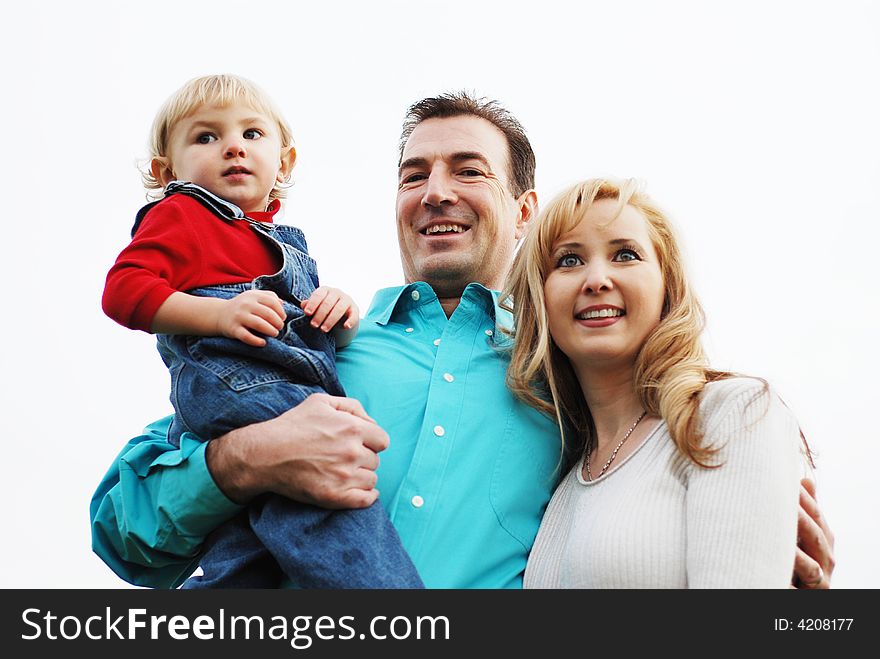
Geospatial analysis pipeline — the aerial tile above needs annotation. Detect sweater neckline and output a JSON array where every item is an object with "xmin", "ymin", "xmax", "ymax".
[{"xmin": 575, "ymin": 417, "xmax": 665, "ymax": 486}]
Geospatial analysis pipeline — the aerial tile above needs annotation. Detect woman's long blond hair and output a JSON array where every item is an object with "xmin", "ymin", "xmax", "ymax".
[{"xmin": 504, "ymin": 178, "xmax": 730, "ymax": 470}]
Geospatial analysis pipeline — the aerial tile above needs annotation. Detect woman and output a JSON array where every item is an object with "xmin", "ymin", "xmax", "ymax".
[{"xmin": 505, "ymin": 178, "xmax": 812, "ymax": 588}]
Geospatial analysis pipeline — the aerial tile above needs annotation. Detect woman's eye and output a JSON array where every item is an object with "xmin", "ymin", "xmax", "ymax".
[
  {"xmin": 243, "ymin": 129, "xmax": 262, "ymax": 140},
  {"xmin": 557, "ymin": 254, "xmax": 582, "ymax": 268},
  {"xmin": 615, "ymin": 249, "xmax": 640, "ymax": 262},
  {"xmin": 196, "ymin": 133, "xmax": 216, "ymax": 144}
]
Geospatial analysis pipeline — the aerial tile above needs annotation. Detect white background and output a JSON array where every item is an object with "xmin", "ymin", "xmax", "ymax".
[{"xmin": 2, "ymin": 0, "xmax": 877, "ymax": 588}]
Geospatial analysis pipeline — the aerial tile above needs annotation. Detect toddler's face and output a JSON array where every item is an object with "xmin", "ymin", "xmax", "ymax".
[{"xmin": 156, "ymin": 101, "xmax": 293, "ymax": 213}]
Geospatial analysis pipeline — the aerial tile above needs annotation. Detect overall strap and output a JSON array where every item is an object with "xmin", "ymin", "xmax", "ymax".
[{"xmin": 130, "ymin": 181, "xmax": 274, "ymax": 237}]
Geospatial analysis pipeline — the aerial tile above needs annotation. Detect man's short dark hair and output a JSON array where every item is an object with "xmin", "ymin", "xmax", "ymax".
[{"xmin": 398, "ymin": 91, "xmax": 536, "ymax": 198}]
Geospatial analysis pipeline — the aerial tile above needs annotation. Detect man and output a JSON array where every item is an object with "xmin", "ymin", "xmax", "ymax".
[{"xmin": 91, "ymin": 92, "xmax": 834, "ymax": 588}]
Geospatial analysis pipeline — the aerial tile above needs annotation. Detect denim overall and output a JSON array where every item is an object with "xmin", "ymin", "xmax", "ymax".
[{"xmin": 144, "ymin": 182, "xmax": 423, "ymax": 589}]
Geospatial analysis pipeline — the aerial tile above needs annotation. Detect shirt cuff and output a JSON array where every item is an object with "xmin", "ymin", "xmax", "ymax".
[{"xmin": 165, "ymin": 437, "xmax": 244, "ymax": 537}]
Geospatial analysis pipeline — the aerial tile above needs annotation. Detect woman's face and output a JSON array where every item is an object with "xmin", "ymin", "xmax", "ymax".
[{"xmin": 543, "ymin": 199, "xmax": 665, "ymax": 370}]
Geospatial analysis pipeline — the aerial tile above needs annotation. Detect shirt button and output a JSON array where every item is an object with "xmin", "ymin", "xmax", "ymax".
[
  {"xmin": 411, "ymin": 495, "xmax": 424, "ymax": 508},
  {"xmin": 411, "ymin": 290, "xmax": 420, "ymax": 301},
  {"xmin": 443, "ymin": 373, "xmax": 454, "ymax": 383},
  {"xmin": 485, "ymin": 329, "xmax": 494, "ymax": 336},
  {"xmin": 433, "ymin": 338, "xmax": 441, "ymax": 346},
  {"xmin": 405, "ymin": 327, "xmax": 414, "ymax": 333},
  {"xmin": 433, "ymin": 425, "xmax": 445, "ymax": 437}
]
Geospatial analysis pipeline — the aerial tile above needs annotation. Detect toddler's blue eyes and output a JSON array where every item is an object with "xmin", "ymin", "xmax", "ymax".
[{"xmin": 194, "ymin": 131, "xmax": 261, "ymax": 143}]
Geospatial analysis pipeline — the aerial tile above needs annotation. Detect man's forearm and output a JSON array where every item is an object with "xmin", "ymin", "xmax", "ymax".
[
  {"xmin": 91, "ymin": 395, "xmax": 387, "ymax": 587},
  {"xmin": 89, "ymin": 420, "xmax": 243, "ymax": 587},
  {"xmin": 205, "ymin": 394, "xmax": 388, "ymax": 509},
  {"xmin": 205, "ymin": 424, "xmax": 267, "ymax": 504}
]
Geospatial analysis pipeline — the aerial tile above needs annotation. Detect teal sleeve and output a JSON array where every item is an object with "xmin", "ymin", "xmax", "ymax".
[{"xmin": 89, "ymin": 416, "xmax": 244, "ymax": 588}]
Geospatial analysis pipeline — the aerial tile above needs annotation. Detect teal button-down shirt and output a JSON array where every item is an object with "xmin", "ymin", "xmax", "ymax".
[{"xmin": 90, "ymin": 283, "xmax": 561, "ymax": 588}]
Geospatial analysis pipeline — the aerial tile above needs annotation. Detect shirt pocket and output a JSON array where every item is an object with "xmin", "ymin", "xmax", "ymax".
[{"xmin": 488, "ymin": 405, "xmax": 561, "ymax": 550}]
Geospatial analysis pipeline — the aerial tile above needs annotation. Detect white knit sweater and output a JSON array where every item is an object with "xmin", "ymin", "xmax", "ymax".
[{"xmin": 524, "ymin": 378, "xmax": 811, "ymax": 589}]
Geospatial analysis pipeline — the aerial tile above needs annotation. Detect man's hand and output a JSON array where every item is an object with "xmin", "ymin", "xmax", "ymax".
[
  {"xmin": 792, "ymin": 478, "xmax": 835, "ymax": 588},
  {"xmin": 205, "ymin": 394, "xmax": 388, "ymax": 509},
  {"xmin": 216, "ymin": 290, "xmax": 286, "ymax": 347}
]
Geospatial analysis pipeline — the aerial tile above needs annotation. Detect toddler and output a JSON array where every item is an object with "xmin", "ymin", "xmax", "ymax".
[{"xmin": 103, "ymin": 74, "xmax": 422, "ymax": 589}]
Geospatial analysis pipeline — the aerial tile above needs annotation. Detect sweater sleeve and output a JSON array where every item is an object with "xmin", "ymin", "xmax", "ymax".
[
  {"xmin": 684, "ymin": 379, "xmax": 807, "ymax": 588},
  {"xmin": 102, "ymin": 199, "xmax": 206, "ymax": 332}
]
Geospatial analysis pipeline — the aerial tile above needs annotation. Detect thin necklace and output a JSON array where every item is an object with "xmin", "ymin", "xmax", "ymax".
[{"xmin": 585, "ymin": 410, "xmax": 647, "ymax": 481}]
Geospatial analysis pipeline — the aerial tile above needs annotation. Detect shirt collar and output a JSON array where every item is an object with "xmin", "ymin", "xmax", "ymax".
[{"xmin": 366, "ymin": 282, "xmax": 513, "ymax": 337}]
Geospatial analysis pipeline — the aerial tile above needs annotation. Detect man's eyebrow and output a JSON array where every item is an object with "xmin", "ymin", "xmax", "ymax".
[
  {"xmin": 399, "ymin": 151, "xmax": 493, "ymax": 175},
  {"xmin": 448, "ymin": 151, "xmax": 491, "ymax": 167},
  {"xmin": 399, "ymin": 156, "xmax": 429, "ymax": 172}
]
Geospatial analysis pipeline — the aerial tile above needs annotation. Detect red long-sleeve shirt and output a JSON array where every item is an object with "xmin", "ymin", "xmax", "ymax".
[{"xmin": 102, "ymin": 194, "xmax": 282, "ymax": 332}]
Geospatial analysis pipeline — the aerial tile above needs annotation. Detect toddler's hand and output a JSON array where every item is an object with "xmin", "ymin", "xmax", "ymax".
[
  {"xmin": 218, "ymin": 290, "xmax": 286, "ymax": 347},
  {"xmin": 302, "ymin": 287, "xmax": 359, "ymax": 333}
]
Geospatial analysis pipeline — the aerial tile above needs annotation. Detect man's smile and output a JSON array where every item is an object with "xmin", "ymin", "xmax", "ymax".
[{"xmin": 421, "ymin": 221, "xmax": 470, "ymax": 236}]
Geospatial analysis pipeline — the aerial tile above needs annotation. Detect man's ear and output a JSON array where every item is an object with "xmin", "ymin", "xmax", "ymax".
[
  {"xmin": 278, "ymin": 146, "xmax": 297, "ymax": 183},
  {"xmin": 514, "ymin": 189, "xmax": 538, "ymax": 240},
  {"xmin": 150, "ymin": 157, "xmax": 176, "ymax": 188}
]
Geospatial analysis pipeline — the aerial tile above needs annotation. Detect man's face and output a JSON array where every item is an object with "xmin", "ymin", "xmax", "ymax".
[{"xmin": 396, "ymin": 115, "xmax": 531, "ymax": 296}]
